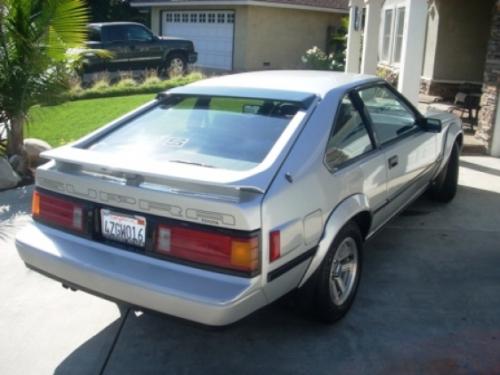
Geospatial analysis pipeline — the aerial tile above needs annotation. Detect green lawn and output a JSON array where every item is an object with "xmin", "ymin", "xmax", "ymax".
[{"xmin": 26, "ymin": 94, "xmax": 154, "ymax": 147}]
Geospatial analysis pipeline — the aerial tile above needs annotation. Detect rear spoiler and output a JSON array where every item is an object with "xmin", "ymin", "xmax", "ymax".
[
  {"xmin": 159, "ymin": 86, "xmax": 317, "ymax": 110},
  {"xmin": 40, "ymin": 147, "xmax": 266, "ymax": 198}
]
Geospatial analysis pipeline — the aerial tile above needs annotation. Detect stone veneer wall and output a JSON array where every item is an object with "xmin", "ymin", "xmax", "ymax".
[
  {"xmin": 478, "ymin": 1, "xmax": 500, "ymax": 151},
  {"xmin": 420, "ymin": 79, "xmax": 482, "ymax": 102}
]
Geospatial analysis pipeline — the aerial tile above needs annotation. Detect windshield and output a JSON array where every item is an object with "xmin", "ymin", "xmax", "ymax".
[{"xmin": 88, "ymin": 95, "xmax": 301, "ymax": 171}]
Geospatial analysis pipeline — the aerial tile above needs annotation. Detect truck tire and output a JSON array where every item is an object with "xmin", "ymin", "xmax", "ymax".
[
  {"xmin": 163, "ymin": 53, "xmax": 187, "ymax": 77},
  {"xmin": 305, "ymin": 221, "xmax": 363, "ymax": 324},
  {"xmin": 429, "ymin": 142, "xmax": 459, "ymax": 203}
]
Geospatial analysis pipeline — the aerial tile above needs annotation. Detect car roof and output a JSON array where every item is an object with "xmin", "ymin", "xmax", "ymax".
[{"xmin": 170, "ymin": 70, "xmax": 380, "ymax": 99}]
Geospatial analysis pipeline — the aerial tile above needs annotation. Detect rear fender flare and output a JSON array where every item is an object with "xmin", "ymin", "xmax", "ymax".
[{"xmin": 298, "ymin": 193, "xmax": 371, "ymax": 287}]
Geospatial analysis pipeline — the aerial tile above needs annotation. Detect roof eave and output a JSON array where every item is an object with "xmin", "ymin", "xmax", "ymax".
[{"xmin": 130, "ymin": 1, "xmax": 349, "ymax": 14}]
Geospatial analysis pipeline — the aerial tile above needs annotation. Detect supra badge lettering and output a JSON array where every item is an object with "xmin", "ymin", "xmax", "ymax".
[
  {"xmin": 99, "ymin": 191, "xmax": 136, "ymax": 206},
  {"xmin": 139, "ymin": 200, "xmax": 183, "ymax": 218},
  {"xmin": 186, "ymin": 209, "xmax": 236, "ymax": 226}
]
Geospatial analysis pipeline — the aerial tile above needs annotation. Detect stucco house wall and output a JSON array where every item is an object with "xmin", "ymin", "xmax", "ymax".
[
  {"xmin": 147, "ymin": 4, "xmax": 344, "ymax": 71},
  {"xmin": 421, "ymin": 0, "xmax": 495, "ymax": 98},
  {"xmin": 243, "ymin": 6, "xmax": 343, "ymax": 70}
]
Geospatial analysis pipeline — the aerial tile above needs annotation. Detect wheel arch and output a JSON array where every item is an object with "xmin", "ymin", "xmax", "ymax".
[
  {"xmin": 298, "ymin": 194, "xmax": 372, "ymax": 288},
  {"xmin": 163, "ymin": 49, "xmax": 188, "ymax": 62}
]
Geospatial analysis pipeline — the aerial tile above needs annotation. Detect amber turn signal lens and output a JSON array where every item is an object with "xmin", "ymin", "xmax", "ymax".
[
  {"xmin": 32, "ymin": 191, "xmax": 40, "ymax": 217},
  {"xmin": 231, "ymin": 238, "xmax": 259, "ymax": 271}
]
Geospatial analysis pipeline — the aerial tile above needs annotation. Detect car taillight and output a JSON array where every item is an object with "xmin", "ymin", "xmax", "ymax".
[
  {"xmin": 32, "ymin": 190, "xmax": 85, "ymax": 233},
  {"xmin": 155, "ymin": 224, "xmax": 259, "ymax": 273}
]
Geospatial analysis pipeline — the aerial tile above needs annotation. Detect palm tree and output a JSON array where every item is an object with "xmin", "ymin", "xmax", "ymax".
[{"xmin": 0, "ymin": 0, "xmax": 89, "ymax": 160}]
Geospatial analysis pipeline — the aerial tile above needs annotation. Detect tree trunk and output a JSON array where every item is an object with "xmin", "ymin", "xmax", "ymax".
[{"xmin": 6, "ymin": 115, "xmax": 25, "ymax": 157}]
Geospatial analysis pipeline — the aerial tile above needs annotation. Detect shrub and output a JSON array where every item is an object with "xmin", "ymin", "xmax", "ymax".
[
  {"xmin": 302, "ymin": 46, "xmax": 343, "ymax": 71},
  {"xmin": 115, "ymin": 77, "xmax": 137, "ymax": 89},
  {"xmin": 143, "ymin": 70, "xmax": 162, "ymax": 86},
  {"xmin": 66, "ymin": 72, "xmax": 205, "ymax": 101}
]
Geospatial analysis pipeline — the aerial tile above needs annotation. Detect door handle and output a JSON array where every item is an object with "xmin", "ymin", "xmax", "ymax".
[{"xmin": 388, "ymin": 155, "xmax": 399, "ymax": 169}]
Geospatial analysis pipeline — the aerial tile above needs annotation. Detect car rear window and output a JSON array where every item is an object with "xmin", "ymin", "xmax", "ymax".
[{"xmin": 88, "ymin": 95, "xmax": 301, "ymax": 171}]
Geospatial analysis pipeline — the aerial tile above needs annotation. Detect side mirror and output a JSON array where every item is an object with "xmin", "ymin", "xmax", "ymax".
[{"xmin": 422, "ymin": 117, "xmax": 442, "ymax": 133}]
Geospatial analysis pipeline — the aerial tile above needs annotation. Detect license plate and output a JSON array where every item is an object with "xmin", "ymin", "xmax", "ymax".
[{"xmin": 100, "ymin": 209, "xmax": 147, "ymax": 247}]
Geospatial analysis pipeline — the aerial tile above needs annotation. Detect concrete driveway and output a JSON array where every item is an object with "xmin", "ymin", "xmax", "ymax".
[{"xmin": 1, "ymin": 156, "xmax": 500, "ymax": 375}]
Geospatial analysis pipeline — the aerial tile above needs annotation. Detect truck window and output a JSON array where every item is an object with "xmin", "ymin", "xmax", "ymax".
[
  {"xmin": 87, "ymin": 27, "xmax": 101, "ymax": 42},
  {"xmin": 102, "ymin": 25, "xmax": 128, "ymax": 42},
  {"xmin": 127, "ymin": 25, "xmax": 154, "ymax": 42}
]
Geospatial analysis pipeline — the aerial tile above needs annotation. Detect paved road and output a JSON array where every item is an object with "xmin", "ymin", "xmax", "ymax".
[{"xmin": 1, "ymin": 156, "xmax": 500, "ymax": 375}]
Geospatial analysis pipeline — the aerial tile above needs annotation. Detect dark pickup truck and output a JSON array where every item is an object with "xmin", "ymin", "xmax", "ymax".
[{"xmin": 84, "ymin": 22, "xmax": 197, "ymax": 76}]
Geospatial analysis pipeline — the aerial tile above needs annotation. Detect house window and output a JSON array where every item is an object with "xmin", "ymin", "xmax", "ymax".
[
  {"xmin": 199, "ymin": 13, "xmax": 206, "ymax": 23},
  {"xmin": 208, "ymin": 13, "xmax": 215, "ymax": 23},
  {"xmin": 381, "ymin": 9, "xmax": 393, "ymax": 62},
  {"xmin": 393, "ymin": 8, "xmax": 405, "ymax": 63},
  {"xmin": 182, "ymin": 13, "xmax": 188, "ymax": 23},
  {"xmin": 190, "ymin": 13, "xmax": 197, "ymax": 23},
  {"xmin": 380, "ymin": 6, "xmax": 407, "ymax": 65},
  {"xmin": 217, "ymin": 13, "xmax": 225, "ymax": 23},
  {"xmin": 173, "ymin": 13, "xmax": 180, "ymax": 23},
  {"xmin": 166, "ymin": 13, "xmax": 173, "ymax": 22},
  {"xmin": 227, "ymin": 13, "xmax": 234, "ymax": 23}
]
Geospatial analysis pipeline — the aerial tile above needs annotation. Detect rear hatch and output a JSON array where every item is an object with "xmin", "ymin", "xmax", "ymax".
[{"xmin": 35, "ymin": 89, "xmax": 316, "ymax": 275}]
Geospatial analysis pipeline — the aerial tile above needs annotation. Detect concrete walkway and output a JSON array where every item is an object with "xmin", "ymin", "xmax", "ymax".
[{"xmin": 1, "ymin": 156, "xmax": 500, "ymax": 375}]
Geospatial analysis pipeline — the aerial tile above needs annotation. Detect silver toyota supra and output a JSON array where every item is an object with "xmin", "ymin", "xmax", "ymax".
[{"xmin": 16, "ymin": 71, "xmax": 463, "ymax": 325}]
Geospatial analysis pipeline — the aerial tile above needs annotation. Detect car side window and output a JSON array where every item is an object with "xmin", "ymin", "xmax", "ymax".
[
  {"xmin": 325, "ymin": 95, "xmax": 374, "ymax": 170},
  {"xmin": 127, "ymin": 26, "xmax": 153, "ymax": 42},
  {"xmin": 358, "ymin": 85, "xmax": 417, "ymax": 144}
]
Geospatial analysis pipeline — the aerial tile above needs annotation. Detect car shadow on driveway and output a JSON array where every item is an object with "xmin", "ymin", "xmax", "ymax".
[{"xmin": 53, "ymin": 184, "xmax": 500, "ymax": 375}]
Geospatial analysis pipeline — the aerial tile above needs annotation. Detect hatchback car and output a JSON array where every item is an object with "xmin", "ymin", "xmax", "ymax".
[{"xmin": 16, "ymin": 71, "xmax": 462, "ymax": 325}]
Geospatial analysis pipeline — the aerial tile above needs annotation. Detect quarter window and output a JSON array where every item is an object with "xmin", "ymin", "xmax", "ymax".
[
  {"xmin": 325, "ymin": 95, "xmax": 373, "ymax": 169},
  {"xmin": 358, "ymin": 85, "xmax": 417, "ymax": 144}
]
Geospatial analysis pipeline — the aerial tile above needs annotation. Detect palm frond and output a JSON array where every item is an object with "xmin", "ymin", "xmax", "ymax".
[{"xmin": 44, "ymin": 0, "xmax": 90, "ymax": 60}]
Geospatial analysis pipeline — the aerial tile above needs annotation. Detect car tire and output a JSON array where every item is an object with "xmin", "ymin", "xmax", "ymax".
[
  {"xmin": 429, "ymin": 142, "xmax": 460, "ymax": 203},
  {"xmin": 162, "ymin": 53, "xmax": 187, "ymax": 78},
  {"xmin": 306, "ymin": 221, "xmax": 363, "ymax": 324}
]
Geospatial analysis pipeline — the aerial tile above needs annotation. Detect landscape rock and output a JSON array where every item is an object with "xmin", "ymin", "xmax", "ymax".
[
  {"xmin": 0, "ymin": 157, "xmax": 21, "ymax": 190},
  {"xmin": 8, "ymin": 154, "xmax": 27, "ymax": 175},
  {"xmin": 23, "ymin": 138, "xmax": 51, "ymax": 167}
]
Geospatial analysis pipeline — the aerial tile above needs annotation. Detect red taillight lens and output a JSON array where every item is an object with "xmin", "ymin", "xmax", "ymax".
[
  {"xmin": 269, "ymin": 230, "xmax": 281, "ymax": 262},
  {"xmin": 155, "ymin": 224, "xmax": 259, "ymax": 273},
  {"xmin": 32, "ymin": 190, "xmax": 85, "ymax": 233}
]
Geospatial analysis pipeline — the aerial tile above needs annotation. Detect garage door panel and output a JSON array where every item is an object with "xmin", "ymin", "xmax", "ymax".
[{"xmin": 163, "ymin": 10, "xmax": 234, "ymax": 70}]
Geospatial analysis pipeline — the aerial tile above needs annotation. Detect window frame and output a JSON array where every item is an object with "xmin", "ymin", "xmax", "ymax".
[
  {"xmin": 379, "ymin": 5, "xmax": 406, "ymax": 66},
  {"xmin": 381, "ymin": 8, "xmax": 394, "ymax": 63},
  {"xmin": 126, "ymin": 25, "xmax": 155, "ymax": 42},
  {"xmin": 323, "ymin": 91, "xmax": 378, "ymax": 173},
  {"xmin": 392, "ymin": 7, "xmax": 406, "ymax": 64},
  {"xmin": 353, "ymin": 82, "xmax": 426, "ymax": 149}
]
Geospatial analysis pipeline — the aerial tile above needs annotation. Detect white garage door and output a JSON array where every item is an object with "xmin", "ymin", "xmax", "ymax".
[{"xmin": 163, "ymin": 10, "xmax": 234, "ymax": 70}]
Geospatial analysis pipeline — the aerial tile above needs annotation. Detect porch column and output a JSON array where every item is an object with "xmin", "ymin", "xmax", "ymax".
[
  {"xmin": 345, "ymin": 0, "xmax": 364, "ymax": 73},
  {"xmin": 360, "ymin": 0, "xmax": 383, "ymax": 75},
  {"xmin": 397, "ymin": 0, "xmax": 428, "ymax": 105}
]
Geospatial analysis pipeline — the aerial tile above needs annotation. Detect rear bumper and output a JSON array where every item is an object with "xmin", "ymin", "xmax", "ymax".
[{"xmin": 16, "ymin": 222, "xmax": 267, "ymax": 326}]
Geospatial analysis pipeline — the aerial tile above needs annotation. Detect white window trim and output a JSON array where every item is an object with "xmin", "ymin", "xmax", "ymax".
[
  {"xmin": 379, "ymin": 8, "xmax": 395, "ymax": 64},
  {"xmin": 379, "ymin": 2, "xmax": 406, "ymax": 67}
]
